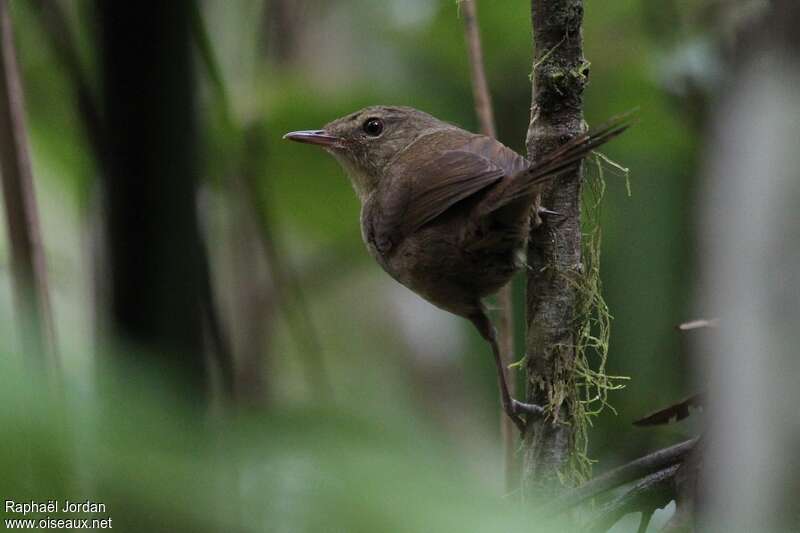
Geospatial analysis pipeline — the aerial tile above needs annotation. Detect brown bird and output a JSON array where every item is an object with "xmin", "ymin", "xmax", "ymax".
[{"xmin": 285, "ymin": 106, "xmax": 629, "ymax": 431}]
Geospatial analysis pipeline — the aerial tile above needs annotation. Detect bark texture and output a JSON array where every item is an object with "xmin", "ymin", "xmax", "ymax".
[{"xmin": 522, "ymin": 0, "xmax": 588, "ymax": 498}]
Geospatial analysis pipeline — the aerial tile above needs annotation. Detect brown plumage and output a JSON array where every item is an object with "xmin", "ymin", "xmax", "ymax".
[{"xmin": 285, "ymin": 105, "xmax": 630, "ymax": 431}]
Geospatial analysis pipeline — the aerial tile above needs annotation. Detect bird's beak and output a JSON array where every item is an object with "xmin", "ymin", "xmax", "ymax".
[{"xmin": 283, "ymin": 129, "xmax": 340, "ymax": 147}]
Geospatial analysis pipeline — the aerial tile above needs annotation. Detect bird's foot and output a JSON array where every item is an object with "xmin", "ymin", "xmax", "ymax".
[
  {"xmin": 512, "ymin": 399, "xmax": 545, "ymax": 417},
  {"xmin": 503, "ymin": 399, "xmax": 545, "ymax": 433}
]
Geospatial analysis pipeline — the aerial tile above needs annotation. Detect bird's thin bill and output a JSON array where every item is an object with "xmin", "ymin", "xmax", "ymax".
[{"xmin": 282, "ymin": 130, "xmax": 340, "ymax": 147}]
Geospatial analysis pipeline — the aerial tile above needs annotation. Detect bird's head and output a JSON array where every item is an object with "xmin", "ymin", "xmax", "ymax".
[{"xmin": 284, "ymin": 105, "xmax": 451, "ymax": 199}]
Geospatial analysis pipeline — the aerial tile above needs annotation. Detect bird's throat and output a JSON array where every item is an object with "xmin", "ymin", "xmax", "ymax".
[{"xmin": 330, "ymin": 150, "xmax": 375, "ymax": 203}]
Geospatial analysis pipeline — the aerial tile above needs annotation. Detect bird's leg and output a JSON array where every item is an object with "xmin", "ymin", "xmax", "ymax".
[
  {"xmin": 469, "ymin": 311, "xmax": 544, "ymax": 433},
  {"xmin": 487, "ymin": 329, "xmax": 526, "ymax": 433}
]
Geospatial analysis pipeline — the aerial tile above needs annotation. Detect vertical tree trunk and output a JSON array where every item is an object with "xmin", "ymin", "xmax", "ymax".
[{"xmin": 523, "ymin": 0, "xmax": 588, "ymax": 499}]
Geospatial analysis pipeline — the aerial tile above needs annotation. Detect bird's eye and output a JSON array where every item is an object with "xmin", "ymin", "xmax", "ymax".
[{"xmin": 363, "ymin": 118, "xmax": 384, "ymax": 137}]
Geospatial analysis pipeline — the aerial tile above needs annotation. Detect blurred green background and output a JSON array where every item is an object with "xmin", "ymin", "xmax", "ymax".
[{"xmin": 0, "ymin": 0, "xmax": 729, "ymax": 530}]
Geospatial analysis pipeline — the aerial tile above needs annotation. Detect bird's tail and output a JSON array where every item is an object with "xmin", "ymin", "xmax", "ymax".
[{"xmin": 480, "ymin": 110, "xmax": 636, "ymax": 213}]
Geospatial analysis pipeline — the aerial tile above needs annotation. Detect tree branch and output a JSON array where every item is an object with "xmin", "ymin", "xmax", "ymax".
[
  {"xmin": 459, "ymin": 0, "xmax": 518, "ymax": 491},
  {"xmin": 522, "ymin": 0, "xmax": 589, "ymax": 498},
  {"xmin": 550, "ymin": 438, "xmax": 698, "ymax": 514},
  {"xmin": 461, "ymin": 0, "xmax": 496, "ymax": 139},
  {"xmin": 0, "ymin": 0, "xmax": 58, "ymax": 368},
  {"xmin": 584, "ymin": 464, "xmax": 678, "ymax": 533},
  {"xmin": 660, "ymin": 438, "xmax": 702, "ymax": 532}
]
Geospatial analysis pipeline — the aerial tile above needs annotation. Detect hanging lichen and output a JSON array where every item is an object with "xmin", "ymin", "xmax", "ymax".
[{"xmin": 559, "ymin": 152, "xmax": 631, "ymax": 485}]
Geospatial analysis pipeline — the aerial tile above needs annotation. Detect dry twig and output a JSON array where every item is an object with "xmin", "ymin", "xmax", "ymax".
[{"xmin": 459, "ymin": 0, "xmax": 519, "ymax": 491}]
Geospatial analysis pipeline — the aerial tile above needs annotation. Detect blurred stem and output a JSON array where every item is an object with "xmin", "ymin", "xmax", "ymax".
[
  {"xmin": 32, "ymin": 0, "xmax": 235, "ymax": 399},
  {"xmin": 459, "ymin": 0, "xmax": 518, "ymax": 492},
  {"xmin": 29, "ymin": 0, "xmax": 111, "ymax": 365},
  {"xmin": 0, "ymin": 0, "xmax": 59, "ymax": 371},
  {"xmin": 200, "ymin": 240, "xmax": 236, "ymax": 399},
  {"xmin": 241, "ymin": 128, "xmax": 333, "ymax": 400},
  {"xmin": 190, "ymin": 4, "xmax": 332, "ymax": 401},
  {"xmin": 699, "ymin": 3, "xmax": 800, "ymax": 529},
  {"xmin": 29, "ymin": 0, "xmax": 105, "ymax": 166},
  {"xmin": 523, "ymin": 0, "xmax": 587, "ymax": 499},
  {"xmin": 262, "ymin": 0, "xmax": 302, "ymax": 66},
  {"xmin": 97, "ymin": 0, "xmax": 208, "ymax": 401},
  {"xmin": 461, "ymin": 0, "xmax": 496, "ymax": 138}
]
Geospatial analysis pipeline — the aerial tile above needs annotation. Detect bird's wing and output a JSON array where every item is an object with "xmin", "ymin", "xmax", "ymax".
[
  {"xmin": 402, "ymin": 149, "xmax": 507, "ymax": 233},
  {"xmin": 370, "ymin": 148, "xmax": 506, "ymax": 250}
]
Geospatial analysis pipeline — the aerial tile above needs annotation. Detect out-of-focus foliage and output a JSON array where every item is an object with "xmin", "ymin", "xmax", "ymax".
[{"xmin": 0, "ymin": 337, "xmax": 567, "ymax": 532}]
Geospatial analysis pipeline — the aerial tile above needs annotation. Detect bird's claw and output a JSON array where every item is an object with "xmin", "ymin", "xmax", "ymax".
[
  {"xmin": 512, "ymin": 399, "xmax": 545, "ymax": 417},
  {"xmin": 537, "ymin": 206, "xmax": 561, "ymax": 216},
  {"xmin": 504, "ymin": 399, "xmax": 545, "ymax": 433}
]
